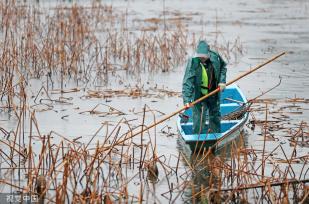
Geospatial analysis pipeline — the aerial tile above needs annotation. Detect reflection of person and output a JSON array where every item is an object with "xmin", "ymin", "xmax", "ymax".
[{"xmin": 182, "ymin": 40, "xmax": 227, "ymax": 134}]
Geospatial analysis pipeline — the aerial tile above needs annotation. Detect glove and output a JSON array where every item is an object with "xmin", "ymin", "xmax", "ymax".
[
  {"xmin": 179, "ymin": 113, "xmax": 189, "ymax": 123},
  {"xmin": 218, "ymin": 83, "xmax": 226, "ymax": 91},
  {"xmin": 184, "ymin": 103, "xmax": 190, "ymax": 110}
]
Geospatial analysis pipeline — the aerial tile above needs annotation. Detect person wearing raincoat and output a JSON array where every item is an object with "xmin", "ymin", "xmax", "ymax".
[{"xmin": 182, "ymin": 40, "xmax": 227, "ymax": 134}]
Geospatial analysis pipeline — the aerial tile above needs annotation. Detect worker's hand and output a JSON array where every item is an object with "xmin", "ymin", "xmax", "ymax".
[
  {"xmin": 179, "ymin": 113, "xmax": 189, "ymax": 123},
  {"xmin": 184, "ymin": 103, "xmax": 190, "ymax": 110},
  {"xmin": 218, "ymin": 83, "xmax": 226, "ymax": 91}
]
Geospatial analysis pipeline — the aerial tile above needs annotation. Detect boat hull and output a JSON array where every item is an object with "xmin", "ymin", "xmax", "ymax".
[{"xmin": 177, "ymin": 84, "xmax": 249, "ymax": 152}]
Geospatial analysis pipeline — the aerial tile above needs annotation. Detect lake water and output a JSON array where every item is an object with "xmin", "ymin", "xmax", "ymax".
[{"xmin": 0, "ymin": 0, "xmax": 308, "ymax": 203}]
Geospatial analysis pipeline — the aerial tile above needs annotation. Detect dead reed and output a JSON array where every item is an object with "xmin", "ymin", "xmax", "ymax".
[{"xmin": 0, "ymin": 1, "xmax": 307, "ymax": 203}]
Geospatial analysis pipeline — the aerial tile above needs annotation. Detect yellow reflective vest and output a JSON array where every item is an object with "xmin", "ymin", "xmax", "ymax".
[{"xmin": 200, "ymin": 63, "xmax": 209, "ymax": 95}]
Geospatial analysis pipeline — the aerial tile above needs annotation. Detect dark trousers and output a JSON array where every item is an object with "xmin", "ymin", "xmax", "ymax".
[{"xmin": 192, "ymin": 94, "xmax": 221, "ymax": 134}]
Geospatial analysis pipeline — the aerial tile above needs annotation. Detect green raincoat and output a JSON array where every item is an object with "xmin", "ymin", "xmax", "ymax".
[{"xmin": 182, "ymin": 41, "xmax": 227, "ymax": 134}]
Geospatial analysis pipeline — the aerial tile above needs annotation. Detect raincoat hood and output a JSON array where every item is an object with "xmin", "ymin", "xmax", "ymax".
[{"xmin": 196, "ymin": 41, "xmax": 210, "ymax": 58}]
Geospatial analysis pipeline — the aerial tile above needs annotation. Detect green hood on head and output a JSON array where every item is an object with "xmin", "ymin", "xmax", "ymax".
[{"xmin": 196, "ymin": 41, "xmax": 210, "ymax": 58}]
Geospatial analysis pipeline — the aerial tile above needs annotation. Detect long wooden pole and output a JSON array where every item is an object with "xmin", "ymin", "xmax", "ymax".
[{"xmin": 102, "ymin": 52, "xmax": 286, "ymax": 150}]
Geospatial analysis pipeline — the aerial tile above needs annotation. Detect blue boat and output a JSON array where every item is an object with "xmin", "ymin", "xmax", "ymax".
[{"xmin": 177, "ymin": 84, "xmax": 249, "ymax": 152}]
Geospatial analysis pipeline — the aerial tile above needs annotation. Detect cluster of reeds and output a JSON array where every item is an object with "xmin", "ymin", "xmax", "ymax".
[
  {"xmin": 2, "ymin": 1, "xmax": 307, "ymax": 203},
  {"xmin": 1, "ymin": 82, "xmax": 308, "ymax": 203},
  {"xmin": 0, "ymin": 0, "xmax": 243, "ymax": 109},
  {"xmin": 0, "ymin": 1, "xmax": 190, "ymax": 81},
  {"xmin": 180, "ymin": 98, "xmax": 309, "ymax": 203},
  {"xmin": 0, "ymin": 92, "xmax": 178, "ymax": 203}
]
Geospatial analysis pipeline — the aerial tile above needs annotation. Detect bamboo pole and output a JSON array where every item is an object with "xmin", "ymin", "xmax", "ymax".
[{"xmin": 101, "ymin": 52, "xmax": 285, "ymax": 150}]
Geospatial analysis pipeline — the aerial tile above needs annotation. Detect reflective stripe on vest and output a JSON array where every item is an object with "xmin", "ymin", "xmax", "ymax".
[{"xmin": 200, "ymin": 63, "xmax": 209, "ymax": 95}]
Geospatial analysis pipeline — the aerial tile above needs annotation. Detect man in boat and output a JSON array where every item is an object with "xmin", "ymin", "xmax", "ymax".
[{"xmin": 182, "ymin": 40, "xmax": 227, "ymax": 134}]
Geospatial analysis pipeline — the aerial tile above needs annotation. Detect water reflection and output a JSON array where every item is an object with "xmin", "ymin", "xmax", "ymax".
[{"xmin": 177, "ymin": 131, "xmax": 248, "ymax": 203}]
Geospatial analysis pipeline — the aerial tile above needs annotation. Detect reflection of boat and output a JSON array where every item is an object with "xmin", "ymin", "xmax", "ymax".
[{"xmin": 177, "ymin": 84, "xmax": 249, "ymax": 152}]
